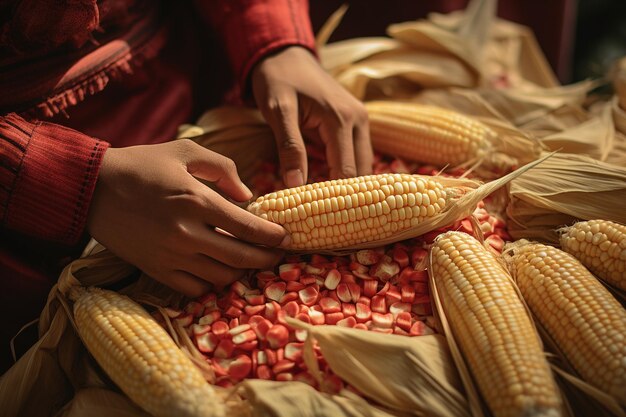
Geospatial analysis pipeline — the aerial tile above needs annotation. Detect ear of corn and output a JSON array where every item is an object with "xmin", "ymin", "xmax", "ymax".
[
  {"xmin": 559, "ymin": 220, "xmax": 626, "ymax": 291},
  {"xmin": 248, "ymin": 173, "xmax": 450, "ymax": 250},
  {"xmin": 430, "ymin": 231, "xmax": 562, "ymax": 417},
  {"xmin": 505, "ymin": 242, "xmax": 626, "ymax": 403},
  {"xmin": 365, "ymin": 101, "xmax": 496, "ymax": 167},
  {"xmin": 72, "ymin": 287, "xmax": 223, "ymax": 417}
]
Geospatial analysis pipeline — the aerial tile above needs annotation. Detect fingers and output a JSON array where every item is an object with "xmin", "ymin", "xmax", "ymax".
[
  {"xmin": 260, "ymin": 92, "xmax": 308, "ymax": 188},
  {"xmin": 177, "ymin": 139, "xmax": 253, "ymax": 202},
  {"xmin": 184, "ymin": 254, "xmax": 248, "ymax": 289},
  {"xmin": 194, "ymin": 185, "xmax": 290, "ymax": 248},
  {"xmin": 320, "ymin": 119, "xmax": 357, "ymax": 180},
  {"xmin": 161, "ymin": 270, "xmax": 213, "ymax": 298},
  {"xmin": 353, "ymin": 119, "xmax": 373, "ymax": 175},
  {"xmin": 319, "ymin": 102, "xmax": 371, "ymax": 179},
  {"xmin": 190, "ymin": 224, "xmax": 284, "ymax": 269}
]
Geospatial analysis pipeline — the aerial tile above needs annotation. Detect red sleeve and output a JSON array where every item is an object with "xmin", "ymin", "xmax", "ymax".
[
  {"xmin": 0, "ymin": 114, "xmax": 109, "ymax": 245},
  {"xmin": 195, "ymin": 0, "xmax": 316, "ymax": 98}
]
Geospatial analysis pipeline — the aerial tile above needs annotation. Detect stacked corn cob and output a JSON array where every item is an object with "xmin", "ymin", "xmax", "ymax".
[
  {"xmin": 365, "ymin": 101, "xmax": 497, "ymax": 167},
  {"xmin": 505, "ymin": 241, "xmax": 626, "ymax": 404},
  {"xmin": 430, "ymin": 232, "xmax": 563, "ymax": 417},
  {"xmin": 72, "ymin": 287, "xmax": 223, "ymax": 417},
  {"xmin": 559, "ymin": 220, "xmax": 626, "ymax": 291}
]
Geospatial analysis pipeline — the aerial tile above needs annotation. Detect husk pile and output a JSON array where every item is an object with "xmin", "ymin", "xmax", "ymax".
[
  {"xmin": 506, "ymin": 154, "xmax": 626, "ymax": 243},
  {"xmin": 2, "ymin": 0, "xmax": 626, "ymax": 416}
]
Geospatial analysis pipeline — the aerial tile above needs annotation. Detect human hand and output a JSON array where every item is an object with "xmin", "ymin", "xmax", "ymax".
[
  {"xmin": 251, "ymin": 46, "xmax": 373, "ymax": 188},
  {"xmin": 87, "ymin": 140, "xmax": 289, "ymax": 297}
]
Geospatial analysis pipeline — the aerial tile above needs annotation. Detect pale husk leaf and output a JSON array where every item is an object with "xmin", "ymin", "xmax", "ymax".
[
  {"xmin": 238, "ymin": 380, "xmax": 400, "ymax": 417},
  {"xmin": 320, "ymin": 37, "xmax": 403, "ymax": 73},
  {"xmin": 539, "ymin": 102, "xmax": 615, "ymax": 162},
  {"xmin": 287, "ymin": 319, "xmax": 470, "ymax": 417},
  {"xmin": 56, "ymin": 388, "xmax": 151, "ymax": 417},
  {"xmin": 314, "ymin": 3, "xmax": 348, "ymax": 50},
  {"xmin": 333, "ymin": 49, "xmax": 476, "ymax": 100},
  {"xmin": 518, "ymin": 104, "xmax": 590, "ymax": 138},
  {"xmin": 386, "ymin": 0, "xmax": 496, "ymax": 79}
]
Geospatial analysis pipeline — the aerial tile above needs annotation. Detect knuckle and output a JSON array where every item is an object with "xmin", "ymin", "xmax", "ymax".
[
  {"xmin": 355, "ymin": 104, "xmax": 369, "ymax": 124},
  {"xmin": 341, "ymin": 165, "xmax": 358, "ymax": 178},
  {"xmin": 218, "ymin": 156, "xmax": 238, "ymax": 175},
  {"xmin": 237, "ymin": 218, "xmax": 259, "ymax": 239},
  {"xmin": 168, "ymin": 220, "xmax": 193, "ymax": 245},
  {"xmin": 227, "ymin": 247, "xmax": 253, "ymax": 267},
  {"xmin": 268, "ymin": 97, "xmax": 295, "ymax": 116},
  {"xmin": 175, "ymin": 138, "xmax": 197, "ymax": 153},
  {"xmin": 281, "ymin": 136, "xmax": 304, "ymax": 153}
]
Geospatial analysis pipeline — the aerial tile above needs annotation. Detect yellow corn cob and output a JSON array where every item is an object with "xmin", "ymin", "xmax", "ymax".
[
  {"xmin": 505, "ymin": 242, "xmax": 626, "ymax": 403},
  {"xmin": 247, "ymin": 173, "xmax": 449, "ymax": 250},
  {"xmin": 365, "ymin": 101, "xmax": 496, "ymax": 167},
  {"xmin": 559, "ymin": 220, "xmax": 626, "ymax": 291},
  {"xmin": 72, "ymin": 287, "xmax": 223, "ymax": 417},
  {"xmin": 431, "ymin": 231, "xmax": 562, "ymax": 417}
]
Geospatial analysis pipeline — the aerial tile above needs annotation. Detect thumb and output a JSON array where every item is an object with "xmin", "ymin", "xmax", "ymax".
[
  {"xmin": 262, "ymin": 94, "xmax": 308, "ymax": 188},
  {"xmin": 179, "ymin": 140, "xmax": 253, "ymax": 202}
]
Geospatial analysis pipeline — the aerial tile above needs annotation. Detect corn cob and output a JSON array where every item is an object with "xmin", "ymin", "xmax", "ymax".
[
  {"xmin": 559, "ymin": 220, "xmax": 626, "ymax": 291},
  {"xmin": 247, "ymin": 173, "xmax": 450, "ymax": 250},
  {"xmin": 430, "ymin": 231, "xmax": 562, "ymax": 417},
  {"xmin": 72, "ymin": 287, "xmax": 223, "ymax": 417},
  {"xmin": 505, "ymin": 242, "xmax": 626, "ymax": 403},
  {"xmin": 365, "ymin": 101, "xmax": 496, "ymax": 167}
]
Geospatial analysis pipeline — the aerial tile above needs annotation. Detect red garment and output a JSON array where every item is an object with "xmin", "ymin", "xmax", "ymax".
[{"xmin": 0, "ymin": 0, "xmax": 315, "ymax": 370}]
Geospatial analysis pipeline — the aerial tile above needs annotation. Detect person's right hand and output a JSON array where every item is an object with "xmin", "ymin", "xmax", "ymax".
[{"xmin": 87, "ymin": 139, "xmax": 289, "ymax": 298}]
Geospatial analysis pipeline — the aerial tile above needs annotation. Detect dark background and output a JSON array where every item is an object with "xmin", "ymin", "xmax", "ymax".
[{"xmin": 309, "ymin": 0, "xmax": 626, "ymax": 85}]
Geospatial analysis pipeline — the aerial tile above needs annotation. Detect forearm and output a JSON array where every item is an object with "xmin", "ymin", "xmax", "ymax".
[{"xmin": 0, "ymin": 113, "xmax": 109, "ymax": 244}]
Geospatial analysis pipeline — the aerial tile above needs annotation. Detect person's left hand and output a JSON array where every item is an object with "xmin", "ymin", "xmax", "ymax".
[{"xmin": 251, "ymin": 46, "xmax": 373, "ymax": 188}]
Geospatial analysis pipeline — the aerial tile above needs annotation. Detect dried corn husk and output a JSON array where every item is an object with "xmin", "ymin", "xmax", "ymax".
[
  {"xmin": 539, "ymin": 103, "xmax": 615, "ymax": 162},
  {"xmin": 239, "ymin": 380, "xmax": 397, "ymax": 417},
  {"xmin": 333, "ymin": 48, "xmax": 475, "ymax": 100},
  {"xmin": 287, "ymin": 319, "xmax": 470, "ymax": 417},
  {"xmin": 386, "ymin": 0, "xmax": 495, "ymax": 81},
  {"xmin": 506, "ymin": 154, "xmax": 626, "ymax": 243}
]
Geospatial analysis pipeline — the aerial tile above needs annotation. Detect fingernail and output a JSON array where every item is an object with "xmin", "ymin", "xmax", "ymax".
[
  {"xmin": 280, "ymin": 234, "xmax": 292, "ymax": 248},
  {"xmin": 241, "ymin": 181, "xmax": 253, "ymax": 199},
  {"xmin": 284, "ymin": 169, "xmax": 304, "ymax": 188}
]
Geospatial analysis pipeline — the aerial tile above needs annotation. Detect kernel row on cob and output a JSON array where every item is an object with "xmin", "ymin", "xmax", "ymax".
[
  {"xmin": 504, "ymin": 240, "xmax": 626, "ymax": 405},
  {"xmin": 429, "ymin": 231, "xmax": 563, "ymax": 417}
]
